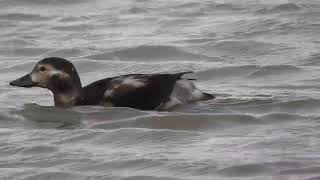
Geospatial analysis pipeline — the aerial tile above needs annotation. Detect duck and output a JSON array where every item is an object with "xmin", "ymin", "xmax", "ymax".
[{"xmin": 9, "ymin": 57, "xmax": 214, "ymax": 110}]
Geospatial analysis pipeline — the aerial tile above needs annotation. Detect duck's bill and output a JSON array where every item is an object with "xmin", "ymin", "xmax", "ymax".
[{"xmin": 9, "ymin": 74, "xmax": 35, "ymax": 87}]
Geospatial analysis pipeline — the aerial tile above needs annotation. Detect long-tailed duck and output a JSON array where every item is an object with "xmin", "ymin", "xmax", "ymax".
[{"xmin": 9, "ymin": 57, "xmax": 214, "ymax": 110}]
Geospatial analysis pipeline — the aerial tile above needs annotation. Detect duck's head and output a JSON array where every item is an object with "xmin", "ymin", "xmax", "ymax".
[{"xmin": 10, "ymin": 57, "xmax": 82, "ymax": 107}]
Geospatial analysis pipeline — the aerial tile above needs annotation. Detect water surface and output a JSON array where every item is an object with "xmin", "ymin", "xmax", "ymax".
[{"xmin": 1, "ymin": 0, "xmax": 320, "ymax": 179}]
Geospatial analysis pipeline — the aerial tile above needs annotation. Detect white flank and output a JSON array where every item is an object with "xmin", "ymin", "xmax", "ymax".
[
  {"xmin": 104, "ymin": 89, "xmax": 113, "ymax": 97},
  {"xmin": 161, "ymin": 80, "xmax": 205, "ymax": 109},
  {"xmin": 48, "ymin": 90, "xmax": 54, "ymax": 96},
  {"xmin": 121, "ymin": 77, "xmax": 146, "ymax": 88}
]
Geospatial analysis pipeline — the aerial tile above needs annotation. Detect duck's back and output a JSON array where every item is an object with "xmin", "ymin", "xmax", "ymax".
[{"xmin": 78, "ymin": 73, "xmax": 214, "ymax": 110}]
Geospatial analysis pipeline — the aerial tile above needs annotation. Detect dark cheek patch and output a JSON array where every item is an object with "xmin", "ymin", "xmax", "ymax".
[{"xmin": 49, "ymin": 75, "xmax": 73, "ymax": 92}]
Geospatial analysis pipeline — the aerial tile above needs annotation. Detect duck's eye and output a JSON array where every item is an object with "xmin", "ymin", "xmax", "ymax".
[{"xmin": 39, "ymin": 66, "xmax": 46, "ymax": 72}]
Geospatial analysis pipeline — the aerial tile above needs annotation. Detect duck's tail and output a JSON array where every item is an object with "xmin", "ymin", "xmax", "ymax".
[
  {"xmin": 201, "ymin": 92, "xmax": 215, "ymax": 100},
  {"xmin": 174, "ymin": 71, "xmax": 196, "ymax": 80}
]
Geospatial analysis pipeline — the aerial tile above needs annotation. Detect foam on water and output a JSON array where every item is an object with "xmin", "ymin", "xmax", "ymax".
[{"xmin": 0, "ymin": 0, "xmax": 320, "ymax": 179}]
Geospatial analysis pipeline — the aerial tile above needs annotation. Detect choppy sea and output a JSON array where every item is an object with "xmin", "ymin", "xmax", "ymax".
[{"xmin": 0, "ymin": 0, "xmax": 320, "ymax": 179}]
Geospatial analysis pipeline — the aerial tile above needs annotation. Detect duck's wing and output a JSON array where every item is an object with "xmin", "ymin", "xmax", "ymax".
[{"xmin": 103, "ymin": 73, "xmax": 182, "ymax": 110}]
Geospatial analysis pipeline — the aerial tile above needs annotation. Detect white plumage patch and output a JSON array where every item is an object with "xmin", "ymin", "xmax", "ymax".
[
  {"xmin": 121, "ymin": 77, "xmax": 146, "ymax": 88},
  {"xmin": 48, "ymin": 70, "xmax": 70, "ymax": 78},
  {"xmin": 31, "ymin": 73, "xmax": 38, "ymax": 82},
  {"xmin": 160, "ymin": 80, "xmax": 207, "ymax": 110},
  {"xmin": 104, "ymin": 76, "xmax": 147, "ymax": 98},
  {"xmin": 104, "ymin": 89, "xmax": 113, "ymax": 97}
]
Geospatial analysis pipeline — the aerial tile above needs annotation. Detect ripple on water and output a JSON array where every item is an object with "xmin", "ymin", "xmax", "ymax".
[
  {"xmin": 12, "ymin": 104, "xmax": 149, "ymax": 129},
  {"xmin": 203, "ymin": 40, "xmax": 279, "ymax": 55},
  {"xmin": 51, "ymin": 24, "xmax": 95, "ymax": 31},
  {"xmin": 0, "ymin": 13, "xmax": 51, "ymax": 21},
  {"xmin": 89, "ymin": 113, "xmax": 261, "ymax": 131},
  {"xmin": 0, "ymin": 48, "xmax": 50, "ymax": 58},
  {"xmin": 20, "ymin": 172, "xmax": 86, "ymax": 180},
  {"xmin": 192, "ymin": 64, "xmax": 301, "ymax": 82},
  {"xmin": 5, "ymin": 0, "xmax": 91, "ymax": 6},
  {"xmin": 43, "ymin": 48, "xmax": 88, "ymax": 58},
  {"xmin": 217, "ymin": 161, "xmax": 310, "ymax": 178},
  {"xmin": 231, "ymin": 98, "xmax": 320, "ymax": 115},
  {"xmin": 247, "ymin": 65, "xmax": 301, "ymax": 78},
  {"xmin": 256, "ymin": 3, "xmax": 302, "ymax": 14},
  {"xmin": 0, "ymin": 0, "xmax": 320, "ymax": 179},
  {"xmin": 84, "ymin": 45, "xmax": 212, "ymax": 61},
  {"xmin": 218, "ymin": 163, "xmax": 274, "ymax": 177},
  {"xmin": 88, "ymin": 128, "xmax": 202, "ymax": 146},
  {"xmin": 122, "ymin": 176, "xmax": 182, "ymax": 180}
]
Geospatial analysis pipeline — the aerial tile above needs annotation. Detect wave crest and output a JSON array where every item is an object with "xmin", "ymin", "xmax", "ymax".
[{"xmin": 84, "ymin": 45, "xmax": 212, "ymax": 61}]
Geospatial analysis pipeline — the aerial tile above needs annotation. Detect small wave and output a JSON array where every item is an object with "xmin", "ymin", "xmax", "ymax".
[
  {"xmin": 84, "ymin": 45, "xmax": 211, "ymax": 61},
  {"xmin": 22, "ymin": 145, "xmax": 58, "ymax": 155},
  {"xmin": 20, "ymin": 172, "xmax": 85, "ymax": 180},
  {"xmin": 194, "ymin": 65, "xmax": 258, "ymax": 80},
  {"xmin": 218, "ymin": 161, "xmax": 306, "ymax": 177},
  {"xmin": 90, "ymin": 114, "xmax": 260, "ymax": 131},
  {"xmin": 214, "ymin": 3, "xmax": 245, "ymax": 11},
  {"xmin": 260, "ymin": 113, "xmax": 307, "ymax": 123},
  {"xmin": 122, "ymin": 176, "xmax": 181, "ymax": 180},
  {"xmin": 279, "ymin": 167, "xmax": 320, "ymax": 175},
  {"xmin": 247, "ymin": 84, "xmax": 320, "ymax": 91},
  {"xmin": 72, "ymin": 60, "xmax": 109, "ymax": 74},
  {"xmin": 126, "ymin": 7, "xmax": 149, "ymax": 14},
  {"xmin": 300, "ymin": 53, "xmax": 320, "ymax": 66},
  {"xmin": 51, "ymin": 24, "xmax": 94, "ymax": 31},
  {"xmin": 231, "ymin": 98, "xmax": 320, "ymax": 115},
  {"xmin": 256, "ymin": 3, "xmax": 302, "ymax": 14},
  {"xmin": 0, "ymin": 39, "xmax": 34, "ymax": 47},
  {"xmin": 232, "ymin": 19, "xmax": 281, "ymax": 37},
  {"xmin": 0, "ymin": 61, "xmax": 38, "ymax": 73},
  {"xmin": 13, "ymin": 104, "xmax": 83, "ymax": 129},
  {"xmin": 193, "ymin": 64, "xmax": 301, "ymax": 81},
  {"xmin": 0, "ymin": 47, "xmax": 50, "ymax": 58},
  {"xmin": 85, "ymin": 128, "xmax": 202, "ymax": 146},
  {"xmin": 7, "ymin": 0, "xmax": 90, "ymax": 6},
  {"xmin": 169, "ymin": 2, "xmax": 244, "ymax": 17},
  {"xmin": 12, "ymin": 104, "xmax": 148, "ymax": 129},
  {"xmin": 53, "ymin": 130, "xmax": 103, "ymax": 144},
  {"xmin": 44, "ymin": 48, "xmax": 87, "ymax": 58},
  {"xmin": 212, "ymin": 40, "xmax": 274, "ymax": 50},
  {"xmin": 0, "ymin": 110, "xmax": 25, "ymax": 128},
  {"xmin": 203, "ymin": 40, "xmax": 280, "ymax": 56},
  {"xmin": 58, "ymin": 16, "xmax": 90, "ymax": 22},
  {"xmin": 214, "ymin": 98, "xmax": 273, "ymax": 107},
  {"xmin": 305, "ymin": 177, "xmax": 320, "ymax": 180},
  {"xmin": 218, "ymin": 163, "xmax": 273, "ymax": 177},
  {"xmin": 247, "ymin": 65, "xmax": 301, "ymax": 78},
  {"xmin": 178, "ymin": 38, "xmax": 216, "ymax": 45},
  {"xmin": 72, "ymin": 158, "xmax": 165, "ymax": 174},
  {"xmin": 177, "ymin": 105, "xmax": 310, "ymax": 123},
  {"xmin": 172, "ymin": 2, "xmax": 200, "ymax": 9},
  {"xmin": 0, "ymin": 13, "xmax": 50, "ymax": 21}
]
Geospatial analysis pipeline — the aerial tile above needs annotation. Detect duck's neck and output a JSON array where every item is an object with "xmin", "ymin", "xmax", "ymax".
[
  {"xmin": 53, "ymin": 89, "xmax": 82, "ymax": 107},
  {"xmin": 50, "ymin": 81, "xmax": 83, "ymax": 108}
]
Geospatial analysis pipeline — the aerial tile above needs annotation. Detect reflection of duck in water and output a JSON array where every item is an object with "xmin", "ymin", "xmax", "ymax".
[{"xmin": 10, "ymin": 57, "xmax": 214, "ymax": 110}]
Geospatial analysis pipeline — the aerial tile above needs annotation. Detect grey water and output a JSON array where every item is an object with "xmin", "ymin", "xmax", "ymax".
[{"xmin": 0, "ymin": 0, "xmax": 320, "ymax": 179}]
